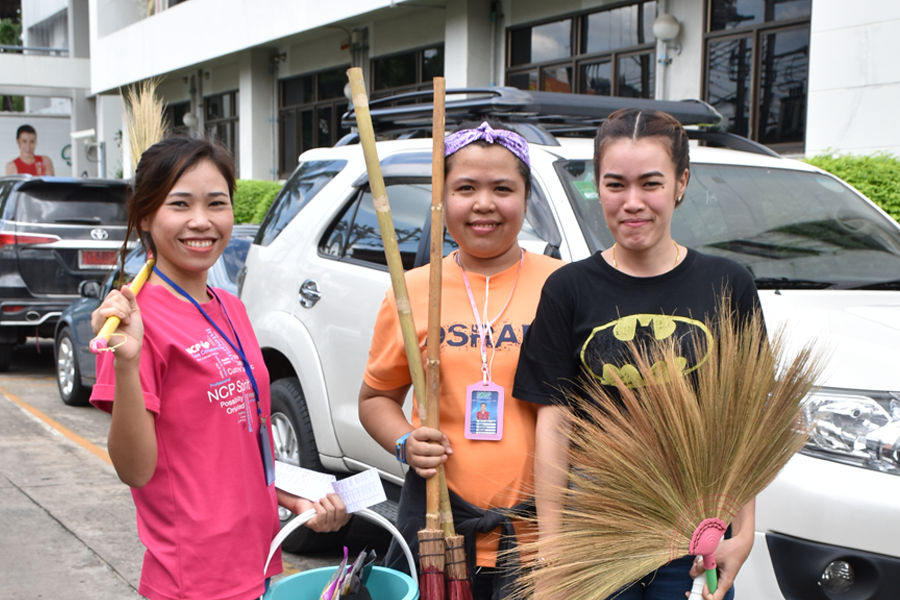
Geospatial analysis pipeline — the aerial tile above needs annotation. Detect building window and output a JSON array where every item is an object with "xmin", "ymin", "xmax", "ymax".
[
  {"xmin": 371, "ymin": 46, "xmax": 444, "ymax": 98},
  {"xmin": 279, "ymin": 66, "xmax": 352, "ymax": 177},
  {"xmin": 704, "ymin": 0, "xmax": 811, "ymax": 152},
  {"xmin": 506, "ymin": 2, "xmax": 657, "ymax": 98},
  {"xmin": 205, "ymin": 90, "xmax": 239, "ymax": 167},
  {"xmin": 164, "ymin": 101, "xmax": 191, "ymax": 136}
]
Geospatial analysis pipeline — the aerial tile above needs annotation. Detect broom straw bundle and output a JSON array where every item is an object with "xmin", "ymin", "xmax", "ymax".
[
  {"xmin": 91, "ymin": 79, "xmax": 166, "ymax": 352},
  {"xmin": 123, "ymin": 79, "xmax": 168, "ymax": 172},
  {"xmin": 516, "ymin": 298, "xmax": 822, "ymax": 600}
]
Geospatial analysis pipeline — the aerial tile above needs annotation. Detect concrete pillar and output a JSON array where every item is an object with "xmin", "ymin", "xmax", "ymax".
[
  {"xmin": 68, "ymin": 0, "xmax": 91, "ymax": 59},
  {"xmin": 239, "ymin": 49, "xmax": 276, "ymax": 180},
  {"xmin": 444, "ymin": 0, "xmax": 493, "ymax": 89},
  {"xmin": 96, "ymin": 94, "xmax": 124, "ymax": 178},
  {"xmin": 70, "ymin": 89, "xmax": 97, "ymax": 177}
]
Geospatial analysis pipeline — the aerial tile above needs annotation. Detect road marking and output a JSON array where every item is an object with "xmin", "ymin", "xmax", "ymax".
[
  {"xmin": 0, "ymin": 384, "xmax": 112, "ymax": 466},
  {"xmin": 1, "ymin": 385, "xmax": 303, "ymax": 572}
]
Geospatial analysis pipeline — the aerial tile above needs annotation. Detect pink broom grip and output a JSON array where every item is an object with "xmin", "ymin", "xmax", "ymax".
[
  {"xmin": 89, "ymin": 259, "xmax": 155, "ymax": 354},
  {"xmin": 689, "ymin": 517, "xmax": 728, "ymax": 595}
]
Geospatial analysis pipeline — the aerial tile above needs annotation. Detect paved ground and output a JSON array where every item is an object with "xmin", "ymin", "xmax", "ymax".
[{"xmin": 0, "ymin": 339, "xmax": 390, "ymax": 599}]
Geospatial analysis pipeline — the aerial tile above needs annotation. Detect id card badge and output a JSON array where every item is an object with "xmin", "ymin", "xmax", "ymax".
[
  {"xmin": 259, "ymin": 421, "xmax": 276, "ymax": 486},
  {"xmin": 464, "ymin": 381, "xmax": 504, "ymax": 441}
]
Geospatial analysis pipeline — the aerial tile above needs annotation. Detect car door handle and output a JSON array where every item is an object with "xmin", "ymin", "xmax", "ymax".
[{"xmin": 299, "ymin": 279, "xmax": 321, "ymax": 308}]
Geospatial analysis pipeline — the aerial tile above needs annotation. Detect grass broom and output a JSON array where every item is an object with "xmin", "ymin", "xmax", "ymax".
[
  {"xmin": 515, "ymin": 298, "xmax": 823, "ymax": 600},
  {"xmin": 90, "ymin": 80, "xmax": 166, "ymax": 353},
  {"xmin": 347, "ymin": 67, "xmax": 444, "ymax": 600}
]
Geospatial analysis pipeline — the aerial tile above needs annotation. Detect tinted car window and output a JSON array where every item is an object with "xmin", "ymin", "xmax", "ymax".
[
  {"xmin": 321, "ymin": 182, "xmax": 457, "ymax": 270},
  {"xmin": 15, "ymin": 183, "xmax": 126, "ymax": 225},
  {"xmin": 258, "ymin": 160, "xmax": 347, "ymax": 246},
  {"xmin": 556, "ymin": 160, "xmax": 900, "ymax": 287},
  {"xmin": 221, "ymin": 237, "xmax": 252, "ymax": 283}
]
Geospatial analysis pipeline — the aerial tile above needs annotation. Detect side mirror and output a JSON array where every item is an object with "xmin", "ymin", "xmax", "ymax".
[{"xmin": 79, "ymin": 280, "xmax": 102, "ymax": 299}]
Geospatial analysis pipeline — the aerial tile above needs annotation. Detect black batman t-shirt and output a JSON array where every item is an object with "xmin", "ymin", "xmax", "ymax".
[{"xmin": 513, "ymin": 248, "xmax": 760, "ymax": 407}]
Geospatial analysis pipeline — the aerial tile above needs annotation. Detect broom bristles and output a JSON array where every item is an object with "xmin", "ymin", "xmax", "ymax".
[
  {"xmin": 514, "ymin": 297, "xmax": 823, "ymax": 600},
  {"xmin": 123, "ymin": 79, "xmax": 167, "ymax": 171}
]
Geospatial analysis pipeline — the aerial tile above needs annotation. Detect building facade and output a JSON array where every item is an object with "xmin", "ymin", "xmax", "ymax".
[{"xmin": 3, "ymin": 0, "xmax": 898, "ymax": 180}]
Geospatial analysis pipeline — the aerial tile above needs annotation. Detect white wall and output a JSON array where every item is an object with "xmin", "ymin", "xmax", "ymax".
[
  {"xmin": 0, "ymin": 113, "xmax": 73, "ymax": 177},
  {"xmin": 806, "ymin": 0, "xmax": 900, "ymax": 157},
  {"xmin": 88, "ymin": 0, "xmax": 419, "ymax": 94},
  {"xmin": 21, "ymin": 0, "xmax": 69, "ymax": 32}
]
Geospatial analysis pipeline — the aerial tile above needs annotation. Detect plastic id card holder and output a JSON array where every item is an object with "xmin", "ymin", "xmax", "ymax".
[{"xmin": 464, "ymin": 381, "xmax": 504, "ymax": 441}]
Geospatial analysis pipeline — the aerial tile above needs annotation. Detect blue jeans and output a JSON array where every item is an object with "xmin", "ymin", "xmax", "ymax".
[{"xmin": 606, "ymin": 556, "xmax": 736, "ymax": 600}]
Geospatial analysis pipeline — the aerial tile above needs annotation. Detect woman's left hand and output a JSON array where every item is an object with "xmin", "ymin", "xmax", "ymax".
[
  {"xmin": 687, "ymin": 536, "xmax": 752, "ymax": 600},
  {"xmin": 277, "ymin": 489, "xmax": 350, "ymax": 532}
]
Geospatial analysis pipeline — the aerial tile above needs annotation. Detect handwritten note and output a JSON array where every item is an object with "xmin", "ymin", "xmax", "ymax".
[{"xmin": 275, "ymin": 462, "xmax": 386, "ymax": 513}]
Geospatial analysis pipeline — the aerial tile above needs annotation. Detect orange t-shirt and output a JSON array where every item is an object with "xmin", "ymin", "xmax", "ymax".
[{"xmin": 364, "ymin": 250, "xmax": 563, "ymax": 566}]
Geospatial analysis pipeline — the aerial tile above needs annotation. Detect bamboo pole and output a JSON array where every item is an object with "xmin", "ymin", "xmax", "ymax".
[{"xmin": 425, "ymin": 76, "xmax": 446, "ymax": 532}]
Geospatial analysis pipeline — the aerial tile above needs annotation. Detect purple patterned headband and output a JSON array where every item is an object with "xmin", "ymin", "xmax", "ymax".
[{"xmin": 444, "ymin": 122, "xmax": 530, "ymax": 167}]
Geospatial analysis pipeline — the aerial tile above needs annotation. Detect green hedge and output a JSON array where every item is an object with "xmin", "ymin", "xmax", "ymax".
[
  {"xmin": 805, "ymin": 153, "xmax": 900, "ymax": 222},
  {"xmin": 233, "ymin": 179, "xmax": 283, "ymax": 224}
]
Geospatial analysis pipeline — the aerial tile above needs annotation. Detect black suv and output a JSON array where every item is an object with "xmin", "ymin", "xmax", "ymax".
[{"xmin": 0, "ymin": 176, "xmax": 128, "ymax": 371}]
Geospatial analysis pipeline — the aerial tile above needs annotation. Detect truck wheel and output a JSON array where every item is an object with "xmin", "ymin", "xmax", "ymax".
[
  {"xmin": 270, "ymin": 377, "xmax": 349, "ymax": 553},
  {"xmin": 0, "ymin": 343, "xmax": 13, "ymax": 372}
]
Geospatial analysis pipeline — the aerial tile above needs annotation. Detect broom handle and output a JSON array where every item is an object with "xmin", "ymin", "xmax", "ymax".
[
  {"xmin": 425, "ymin": 77, "xmax": 446, "ymax": 529},
  {"xmin": 686, "ymin": 570, "xmax": 717, "ymax": 599},
  {"xmin": 89, "ymin": 259, "xmax": 155, "ymax": 354},
  {"xmin": 705, "ymin": 567, "xmax": 718, "ymax": 594},
  {"xmin": 347, "ymin": 68, "xmax": 427, "ymax": 408}
]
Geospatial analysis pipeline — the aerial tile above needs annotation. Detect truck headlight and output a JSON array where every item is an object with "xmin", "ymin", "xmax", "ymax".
[{"xmin": 802, "ymin": 390, "xmax": 900, "ymax": 475}]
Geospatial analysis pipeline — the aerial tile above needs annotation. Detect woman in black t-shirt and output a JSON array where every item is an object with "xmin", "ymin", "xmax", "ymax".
[{"xmin": 513, "ymin": 109, "xmax": 760, "ymax": 600}]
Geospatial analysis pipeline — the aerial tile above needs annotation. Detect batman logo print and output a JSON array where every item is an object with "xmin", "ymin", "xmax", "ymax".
[{"xmin": 580, "ymin": 314, "xmax": 713, "ymax": 388}]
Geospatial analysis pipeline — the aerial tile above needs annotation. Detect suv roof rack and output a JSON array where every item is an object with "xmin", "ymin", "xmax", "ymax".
[
  {"xmin": 336, "ymin": 87, "xmax": 776, "ymax": 157},
  {"xmin": 341, "ymin": 86, "xmax": 721, "ymax": 133}
]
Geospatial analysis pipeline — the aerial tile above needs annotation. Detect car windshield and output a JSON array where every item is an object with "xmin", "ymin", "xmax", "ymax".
[
  {"xmin": 556, "ymin": 161, "xmax": 900, "ymax": 289},
  {"xmin": 15, "ymin": 183, "xmax": 126, "ymax": 225}
]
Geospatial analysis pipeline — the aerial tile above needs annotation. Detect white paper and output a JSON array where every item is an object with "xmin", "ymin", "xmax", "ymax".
[
  {"xmin": 274, "ymin": 462, "xmax": 386, "ymax": 513},
  {"xmin": 275, "ymin": 461, "xmax": 335, "ymax": 502},
  {"xmin": 332, "ymin": 468, "xmax": 387, "ymax": 513}
]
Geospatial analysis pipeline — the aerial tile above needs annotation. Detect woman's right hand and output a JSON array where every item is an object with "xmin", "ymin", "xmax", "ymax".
[
  {"xmin": 405, "ymin": 426, "xmax": 452, "ymax": 478},
  {"xmin": 91, "ymin": 285, "xmax": 144, "ymax": 363}
]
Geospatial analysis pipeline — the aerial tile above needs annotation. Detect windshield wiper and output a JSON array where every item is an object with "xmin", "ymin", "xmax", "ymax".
[
  {"xmin": 841, "ymin": 279, "xmax": 900, "ymax": 290},
  {"xmin": 754, "ymin": 277, "xmax": 836, "ymax": 290}
]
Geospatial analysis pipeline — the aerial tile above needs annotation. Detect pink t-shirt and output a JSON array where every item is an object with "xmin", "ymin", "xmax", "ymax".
[{"xmin": 91, "ymin": 284, "xmax": 281, "ymax": 600}]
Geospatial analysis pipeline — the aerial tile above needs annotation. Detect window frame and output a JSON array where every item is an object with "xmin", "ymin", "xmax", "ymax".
[
  {"xmin": 369, "ymin": 45, "xmax": 445, "ymax": 100},
  {"xmin": 204, "ymin": 90, "xmax": 239, "ymax": 169},
  {"xmin": 505, "ymin": 1, "xmax": 657, "ymax": 98},
  {"xmin": 278, "ymin": 65, "xmax": 352, "ymax": 178},
  {"xmin": 702, "ymin": 2, "xmax": 811, "ymax": 153}
]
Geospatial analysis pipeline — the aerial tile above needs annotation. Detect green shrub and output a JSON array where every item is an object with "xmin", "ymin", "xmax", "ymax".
[
  {"xmin": 805, "ymin": 152, "xmax": 900, "ymax": 222},
  {"xmin": 233, "ymin": 179, "xmax": 282, "ymax": 224}
]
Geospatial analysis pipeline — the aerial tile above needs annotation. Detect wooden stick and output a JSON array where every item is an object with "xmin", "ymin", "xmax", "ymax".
[
  {"xmin": 347, "ymin": 68, "xmax": 427, "ymax": 409},
  {"xmin": 425, "ymin": 77, "xmax": 446, "ymax": 531}
]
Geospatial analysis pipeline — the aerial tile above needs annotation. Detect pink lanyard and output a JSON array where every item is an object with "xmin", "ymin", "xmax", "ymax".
[{"xmin": 457, "ymin": 250, "xmax": 525, "ymax": 383}]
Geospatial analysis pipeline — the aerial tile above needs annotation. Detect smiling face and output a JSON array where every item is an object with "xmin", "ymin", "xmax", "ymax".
[
  {"xmin": 17, "ymin": 132, "xmax": 36, "ymax": 160},
  {"xmin": 140, "ymin": 159, "xmax": 233, "ymax": 291},
  {"xmin": 444, "ymin": 144, "xmax": 527, "ymax": 275},
  {"xmin": 598, "ymin": 137, "xmax": 688, "ymax": 256}
]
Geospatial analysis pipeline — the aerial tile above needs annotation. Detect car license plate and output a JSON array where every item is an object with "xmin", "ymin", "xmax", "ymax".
[{"xmin": 79, "ymin": 249, "xmax": 117, "ymax": 269}]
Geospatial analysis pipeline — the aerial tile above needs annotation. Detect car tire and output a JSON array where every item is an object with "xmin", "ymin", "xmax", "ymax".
[
  {"xmin": 0, "ymin": 342, "xmax": 12, "ymax": 372},
  {"xmin": 55, "ymin": 328, "xmax": 91, "ymax": 406},
  {"xmin": 270, "ymin": 377, "xmax": 349, "ymax": 553}
]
